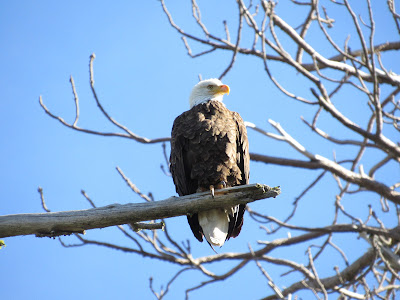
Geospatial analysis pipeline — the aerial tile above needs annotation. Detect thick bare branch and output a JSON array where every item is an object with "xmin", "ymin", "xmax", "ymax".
[{"xmin": 0, "ymin": 184, "xmax": 280, "ymax": 238}]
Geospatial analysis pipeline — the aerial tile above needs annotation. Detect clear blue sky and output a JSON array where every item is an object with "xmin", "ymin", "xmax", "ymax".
[{"xmin": 1, "ymin": 1, "xmax": 398, "ymax": 299}]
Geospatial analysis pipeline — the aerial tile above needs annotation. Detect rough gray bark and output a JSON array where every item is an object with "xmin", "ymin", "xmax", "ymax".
[{"xmin": 0, "ymin": 184, "xmax": 280, "ymax": 238}]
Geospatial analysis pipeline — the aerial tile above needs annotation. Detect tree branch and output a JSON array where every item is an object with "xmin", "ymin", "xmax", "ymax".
[
  {"xmin": 39, "ymin": 54, "xmax": 170, "ymax": 144},
  {"xmin": 261, "ymin": 248, "xmax": 376, "ymax": 300},
  {"xmin": 250, "ymin": 152, "xmax": 400, "ymax": 204},
  {"xmin": 0, "ymin": 184, "xmax": 280, "ymax": 238}
]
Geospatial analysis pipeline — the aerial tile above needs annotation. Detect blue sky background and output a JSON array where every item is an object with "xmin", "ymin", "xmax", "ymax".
[{"xmin": 1, "ymin": 1, "xmax": 399, "ymax": 299}]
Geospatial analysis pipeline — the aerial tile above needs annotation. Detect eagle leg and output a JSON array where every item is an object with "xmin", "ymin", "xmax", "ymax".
[{"xmin": 216, "ymin": 181, "xmax": 227, "ymax": 189}]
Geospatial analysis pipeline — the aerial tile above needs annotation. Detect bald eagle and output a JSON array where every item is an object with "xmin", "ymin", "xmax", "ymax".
[{"xmin": 170, "ymin": 78, "xmax": 250, "ymax": 248}]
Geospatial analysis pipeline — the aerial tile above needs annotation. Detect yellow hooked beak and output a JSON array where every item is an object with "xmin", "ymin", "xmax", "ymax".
[{"xmin": 217, "ymin": 84, "xmax": 230, "ymax": 95}]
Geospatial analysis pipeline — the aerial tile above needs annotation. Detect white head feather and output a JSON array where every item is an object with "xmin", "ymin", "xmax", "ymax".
[{"xmin": 189, "ymin": 78, "xmax": 230, "ymax": 108}]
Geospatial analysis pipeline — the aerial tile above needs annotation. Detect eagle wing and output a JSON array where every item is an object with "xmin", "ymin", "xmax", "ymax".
[
  {"xmin": 170, "ymin": 111, "xmax": 204, "ymax": 242},
  {"xmin": 226, "ymin": 111, "xmax": 249, "ymax": 240},
  {"xmin": 233, "ymin": 111, "xmax": 250, "ymax": 186}
]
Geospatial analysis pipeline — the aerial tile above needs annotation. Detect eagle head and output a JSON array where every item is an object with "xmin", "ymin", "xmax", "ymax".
[{"xmin": 189, "ymin": 78, "xmax": 230, "ymax": 108}]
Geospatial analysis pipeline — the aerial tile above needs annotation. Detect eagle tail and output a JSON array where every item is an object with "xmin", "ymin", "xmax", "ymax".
[{"xmin": 198, "ymin": 209, "xmax": 229, "ymax": 247}]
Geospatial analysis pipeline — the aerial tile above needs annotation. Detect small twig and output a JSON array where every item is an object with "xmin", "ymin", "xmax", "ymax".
[
  {"xmin": 160, "ymin": 142, "xmax": 171, "ymax": 176},
  {"xmin": 223, "ymin": 20, "xmax": 230, "ymax": 42},
  {"xmin": 219, "ymin": 3, "xmax": 243, "ymax": 80},
  {"xmin": 249, "ymin": 244, "xmax": 284, "ymax": 299},
  {"xmin": 181, "ymin": 37, "xmax": 216, "ymax": 58},
  {"xmin": 301, "ymin": 116, "xmax": 379, "ymax": 149},
  {"xmin": 37, "ymin": 187, "xmax": 51, "ymax": 213},
  {"xmin": 329, "ymin": 240, "xmax": 350, "ymax": 266},
  {"xmin": 131, "ymin": 222, "xmax": 165, "ymax": 232},
  {"xmin": 69, "ymin": 76, "xmax": 80, "ymax": 127},
  {"xmin": 81, "ymin": 190, "xmax": 96, "ymax": 208},
  {"xmin": 116, "ymin": 166, "xmax": 152, "ymax": 202},
  {"xmin": 149, "ymin": 268, "xmax": 191, "ymax": 300},
  {"xmin": 191, "ymin": 0, "xmax": 210, "ymax": 37}
]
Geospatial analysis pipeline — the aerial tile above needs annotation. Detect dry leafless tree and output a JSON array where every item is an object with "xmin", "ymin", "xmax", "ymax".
[{"xmin": 4, "ymin": 0, "xmax": 400, "ymax": 299}]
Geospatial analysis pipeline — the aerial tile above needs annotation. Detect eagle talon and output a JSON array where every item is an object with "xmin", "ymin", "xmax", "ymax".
[{"xmin": 210, "ymin": 185, "xmax": 215, "ymax": 198}]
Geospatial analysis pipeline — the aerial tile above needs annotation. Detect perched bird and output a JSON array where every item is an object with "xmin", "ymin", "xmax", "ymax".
[{"xmin": 170, "ymin": 78, "xmax": 250, "ymax": 248}]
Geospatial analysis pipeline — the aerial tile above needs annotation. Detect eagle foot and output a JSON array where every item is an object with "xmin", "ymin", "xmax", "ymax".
[
  {"xmin": 210, "ymin": 181, "xmax": 227, "ymax": 199},
  {"xmin": 198, "ymin": 182, "xmax": 227, "ymax": 198}
]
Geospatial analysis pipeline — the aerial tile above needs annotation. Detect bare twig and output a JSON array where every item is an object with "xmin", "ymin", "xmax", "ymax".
[
  {"xmin": 37, "ymin": 187, "xmax": 51, "ymax": 213},
  {"xmin": 116, "ymin": 166, "xmax": 153, "ymax": 202}
]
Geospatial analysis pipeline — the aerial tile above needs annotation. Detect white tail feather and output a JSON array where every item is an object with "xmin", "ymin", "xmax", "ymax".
[{"xmin": 198, "ymin": 209, "xmax": 229, "ymax": 247}]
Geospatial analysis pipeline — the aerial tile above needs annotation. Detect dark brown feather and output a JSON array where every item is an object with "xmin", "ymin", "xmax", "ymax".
[{"xmin": 170, "ymin": 100, "xmax": 249, "ymax": 243}]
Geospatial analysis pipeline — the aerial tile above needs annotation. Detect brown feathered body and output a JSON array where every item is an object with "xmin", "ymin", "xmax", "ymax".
[{"xmin": 170, "ymin": 100, "xmax": 249, "ymax": 245}]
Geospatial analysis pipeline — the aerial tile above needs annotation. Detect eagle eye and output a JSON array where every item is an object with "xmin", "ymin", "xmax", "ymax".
[{"xmin": 207, "ymin": 85, "xmax": 214, "ymax": 90}]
